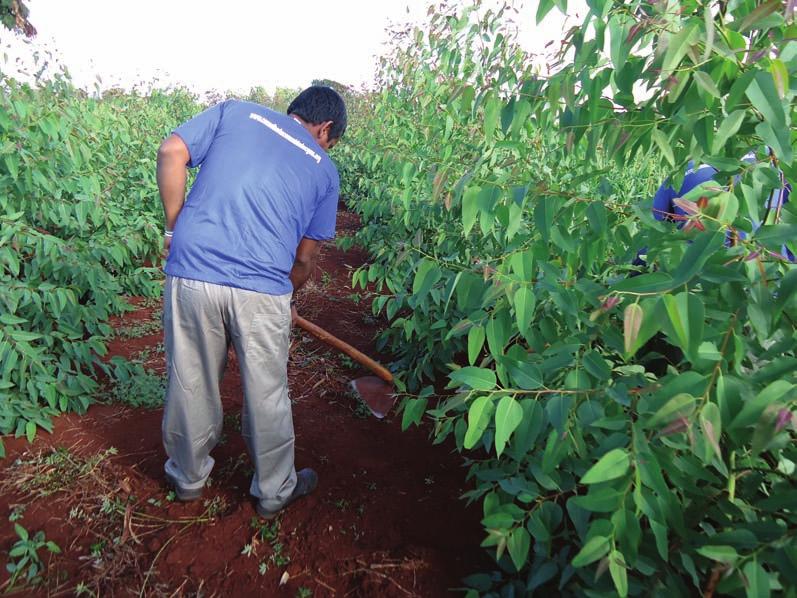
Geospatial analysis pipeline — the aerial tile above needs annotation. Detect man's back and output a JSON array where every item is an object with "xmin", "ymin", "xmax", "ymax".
[{"xmin": 165, "ymin": 100, "xmax": 340, "ymax": 295}]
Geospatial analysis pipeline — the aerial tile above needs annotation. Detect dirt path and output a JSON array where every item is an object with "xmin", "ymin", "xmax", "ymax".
[{"xmin": 0, "ymin": 210, "xmax": 486, "ymax": 597}]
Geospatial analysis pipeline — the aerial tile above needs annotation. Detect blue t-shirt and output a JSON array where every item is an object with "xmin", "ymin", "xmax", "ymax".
[
  {"xmin": 165, "ymin": 100, "xmax": 340, "ymax": 295},
  {"xmin": 650, "ymin": 163, "xmax": 793, "ymax": 260},
  {"xmin": 651, "ymin": 164, "xmax": 718, "ymax": 223}
]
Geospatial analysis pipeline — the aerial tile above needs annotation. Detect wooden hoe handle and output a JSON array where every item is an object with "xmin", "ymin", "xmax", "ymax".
[{"xmin": 294, "ymin": 316, "xmax": 394, "ymax": 384}]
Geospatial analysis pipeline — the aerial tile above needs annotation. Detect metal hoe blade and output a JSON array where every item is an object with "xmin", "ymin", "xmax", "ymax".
[{"xmin": 350, "ymin": 376, "xmax": 396, "ymax": 419}]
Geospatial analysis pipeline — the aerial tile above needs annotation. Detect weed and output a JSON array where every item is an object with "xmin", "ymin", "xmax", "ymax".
[
  {"xmin": 346, "ymin": 292, "xmax": 362, "ymax": 304},
  {"xmin": 8, "ymin": 504, "xmax": 26, "ymax": 522},
  {"xmin": 320, "ymin": 271, "xmax": 332, "ymax": 287},
  {"xmin": 251, "ymin": 516, "xmax": 280, "ymax": 543},
  {"xmin": 165, "ymin": 490, "xmax": 176, "ymax": 502},
  {"xmin": 334, "ymin": 498, "xmax": 349, "ymax": 511},
  {"xmin": 3, "ymin": 447, "xmax": 118, "ymax": 498},
  {"xmin": 424, "ymin": 476, "xmax": 435, "ymax": 485},
  {"xmin": 106, "ymin": 357, "xmax": 165, "ymax": 408},
  {"xmin": 202, "ymin": 495, "xmax": 230, "ymax": 517},
  {"xmin": 114, "ymin": 310, "xmax": 162, "ymax": 338},
  {"xmin": 297, "ymin": 586, "xmax": 313, "ymax": 598},
  {"xmin": 245, "ymin": 517, "xmax": 290, "ymax": 569},
  {"xmin": 271, "ymin": 541, "xmax": 290, "ymax": 567},
  {"xmin": 346, "ymin": 389, "xmax": 371, "ymax": 419},
  {"xmin": 338, "ymin": 355, "xmax": 357, "ymax": 370},
  {"xmin": 3, "ymin": 523, "xmax": 61, "ymax": 591}
]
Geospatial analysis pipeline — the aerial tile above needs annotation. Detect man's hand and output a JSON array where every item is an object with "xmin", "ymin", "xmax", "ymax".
[
  {"xmin": 290, "ymin": 238, "xmax": 322, "ymax": 291},
  {"xmin": 162, "ymin": 234, "xmax": 172, "ymax": 260},
  {"xmin": 291, "ymin": 303, "xmax": 298, "ymax": 326}
]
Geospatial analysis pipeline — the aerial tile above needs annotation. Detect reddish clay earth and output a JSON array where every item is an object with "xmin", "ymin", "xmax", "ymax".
[{"xmin": 0, "ymin": 210, "xmax": 488, "ymax": 597}]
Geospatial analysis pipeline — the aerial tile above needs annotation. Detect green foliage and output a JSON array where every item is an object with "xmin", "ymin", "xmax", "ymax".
[
  {"xmin": 339, "ymin": 1, "xmax": 797, "ymax": 595},
  {"xmin": 0, "ymin": 0, "xmax": 35, "ymax": 36},
  {"xmin": 106, "ymin": 356, "xmax": 165, "ymax": 409},
  {"xmin": 0, "ymin": 72, "xmax": 199, "ymax": 445},
  {"xmin": 4, "ymin": 522, "xmax": 61, "ymax": 591}
]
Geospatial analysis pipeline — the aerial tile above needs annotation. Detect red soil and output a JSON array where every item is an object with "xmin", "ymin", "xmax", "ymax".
[{"xmin": 0, "ymin": 210, "xmax": 487, "ymax": 597}]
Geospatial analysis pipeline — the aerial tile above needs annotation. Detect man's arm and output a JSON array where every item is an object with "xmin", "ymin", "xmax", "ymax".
[
  {"xmin": 290, "ymin": 238, "xmax": 321, "ymax": 291},
  {"xmin": 157, "ymin": 134, "xmax": 190, "ymax": 253}
]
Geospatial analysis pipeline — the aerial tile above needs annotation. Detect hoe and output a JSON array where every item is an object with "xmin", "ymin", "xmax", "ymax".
[{"xmin": 294, "ymin": 316, "xmax": 395, "ymax": 418}]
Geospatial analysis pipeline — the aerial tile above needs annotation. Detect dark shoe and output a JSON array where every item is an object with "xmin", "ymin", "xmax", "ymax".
[
  {"xmin": 165, "ymin": 471, "xmax": 204, "ymax": 502},
  {"xmin": 256, "ymin": 468, "xmax": 318, "ymax": 519}
]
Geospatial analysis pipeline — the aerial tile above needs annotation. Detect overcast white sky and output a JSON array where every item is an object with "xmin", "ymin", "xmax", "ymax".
[{"xmin": 1, "ymin": 0, "xmax": 587, "ymax": 93}]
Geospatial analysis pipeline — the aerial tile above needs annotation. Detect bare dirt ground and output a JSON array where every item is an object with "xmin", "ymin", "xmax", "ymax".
[{"xmin": 0, "ymin": 209, "xmax": 487, "ymax": 597}]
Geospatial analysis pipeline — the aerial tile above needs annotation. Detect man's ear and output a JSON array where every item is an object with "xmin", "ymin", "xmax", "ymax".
[{"xmin": 319, "ymin": 121, "xmax": 334, "ymax": 140}]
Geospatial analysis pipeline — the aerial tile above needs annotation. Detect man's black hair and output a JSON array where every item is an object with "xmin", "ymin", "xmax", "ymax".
[{"xmin": 287, "ymin": 86, "xmax": 347, "ymax": 140}]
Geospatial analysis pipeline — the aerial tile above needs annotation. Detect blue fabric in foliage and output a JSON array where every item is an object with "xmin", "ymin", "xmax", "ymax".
[
  {"xmin": 651, "ymin": 163, "xmax": 718, "ymax": 223},
  {"xmin": 165, "ymin": 100, "xmax": 340, "ymax": 295}
]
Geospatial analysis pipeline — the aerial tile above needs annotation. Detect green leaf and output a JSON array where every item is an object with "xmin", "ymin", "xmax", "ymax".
[
  {"xmin": 769, "ymin": 59, "xmax": 789, "ymax": 99},
  {"xmin": 754, "ymin": 224, "xmax": 797, "ymax": 247},
  {"xmin": 0, "ymin": 313, "xmax": 27, "ymax": 325},
  {"xmin": 651, "ymin": 128, "xmax": 675, "ymax": 167},
  {"xmin": 467, "ymin": 325, "xmax": 485, "ymax": 366},
  {"xmin": 693, "ymin": 71, "xmax": 721, "ymax": 98},
  {"xmin": 505, "ymin": 359, "xmax": 543, "ymax": 390},
  {"xmin": 700, "ymin": 402, "xmax": 723, "ymax": 462},
  {"xmin": 646, "ymin": 393, "xmax": 697, "ymax": 428},
  {"xmin": 671, "ymin": 231, "xmax": 724, "ymax": 286},
  {"xmin": 483, "ymin": 94, "xmax": 500, "ymax": 139},
  {"xmin": 623, "ymin": 303, "xmax": 643, "ymax": 355},
  {"xmin": 25, "ymin": 421, "xmax": 36, "ymax": 443},
  {"xmin": 739, "ymin": 0, "xmax": 782, "ymax": 32},
  {"xmin": 450, "ymin": 367, "xmax": 497, "ymax": 391},
  {"xmin": 494, "ymin": 396, "xmax": 523, "ymax": 457},
  {"xmin": 696, "ymin": 544, "xmax": 738, "ymax": 563},
  {"xmin": 464, "ymin": 395, "xmax": 495, "ymax": 450},
  {"xmin": 571, "ymin": 535, "xmax": 610, "ymax": 567},
  {"xmin": 612, "ymin": 272, "xmax": 674, "ymax": 293},
  {"xmin": 401, "ymin": 398, "xmax": 428, "ymax": 431},
  {"xmin": 745, "ymin": 71, "xmax": 786, "ymax": 128},
  {"xmin": 513, "ymin": 287, "xmax": 536, "ymax": 336},
  {"xmin": 581, "ymin": 448, "xmax": 630, "ymax": 484},
  {"xmin": 14, "ymin": 523, "xmax": 28, "ymax": 541},
  {"xmin": 729, "ymin": 380, "xmax": 796, "ymax": 430},
  {"xmin": 582, "ymin": 350, "xmax": 611, "ymax": 381},
  {"xmin": 743, "ymin": 558, "xmax": 770, "ymax": 598},
  {"xmin": 412, "ymin": 259, "xmax": 442, "ymax": 298},
  {"xmin": 712, "ymin": 110, "xmax": 745, "ymax": 154},
  {"xmin": 507, "ymin": 527, "xmax": 531, "ymax": 571},
  {"xmin": 609, "ymin": 550, "xmax": 628, "ymax": 598},
  {"xmin": 462, "ymin": 186, "xmax": 480, "ymax": 236},
  {"xmin": 661, "ymin": 22, "xmax": 699, "ymax": 77},
  {"xmin": 756, "ymin": 121, "xmax": 793, "ymax": 166}
]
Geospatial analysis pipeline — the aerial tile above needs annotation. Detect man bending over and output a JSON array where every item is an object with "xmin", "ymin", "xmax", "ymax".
[{"xmin": 156, "ymin": 86, "xmax": 346, "ymax": 518}]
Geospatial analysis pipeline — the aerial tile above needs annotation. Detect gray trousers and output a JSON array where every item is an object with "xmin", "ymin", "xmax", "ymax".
[{"xmin": 162, "ymin": 275, "xmax": 296, "ymax": 511}]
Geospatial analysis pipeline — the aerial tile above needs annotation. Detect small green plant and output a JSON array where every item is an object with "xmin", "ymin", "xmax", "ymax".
[
  {"xmin": 296, "ymin": 587, "xmax": 312, "ymax": 598},
  {"xmin": 106, "ymin": 357, "xmax": 165, "ymax": 409},
  {"xmin": 4, "ymin": 523, "xmax": 61, "ymax": 591},
  {"xmin": 251, "ymin": 516, "xmax": 280, "ymax": 543},
  {"xmin": 7, "ymin": 505, "xmax": 25, "ymax": 522},
  {"xmin": 338, "ymin": 355, "xmax": 357, "ymax": 370},
  {"xmin": 114, "ymin": 310, "xmax": 162, "ymax": 338}
]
